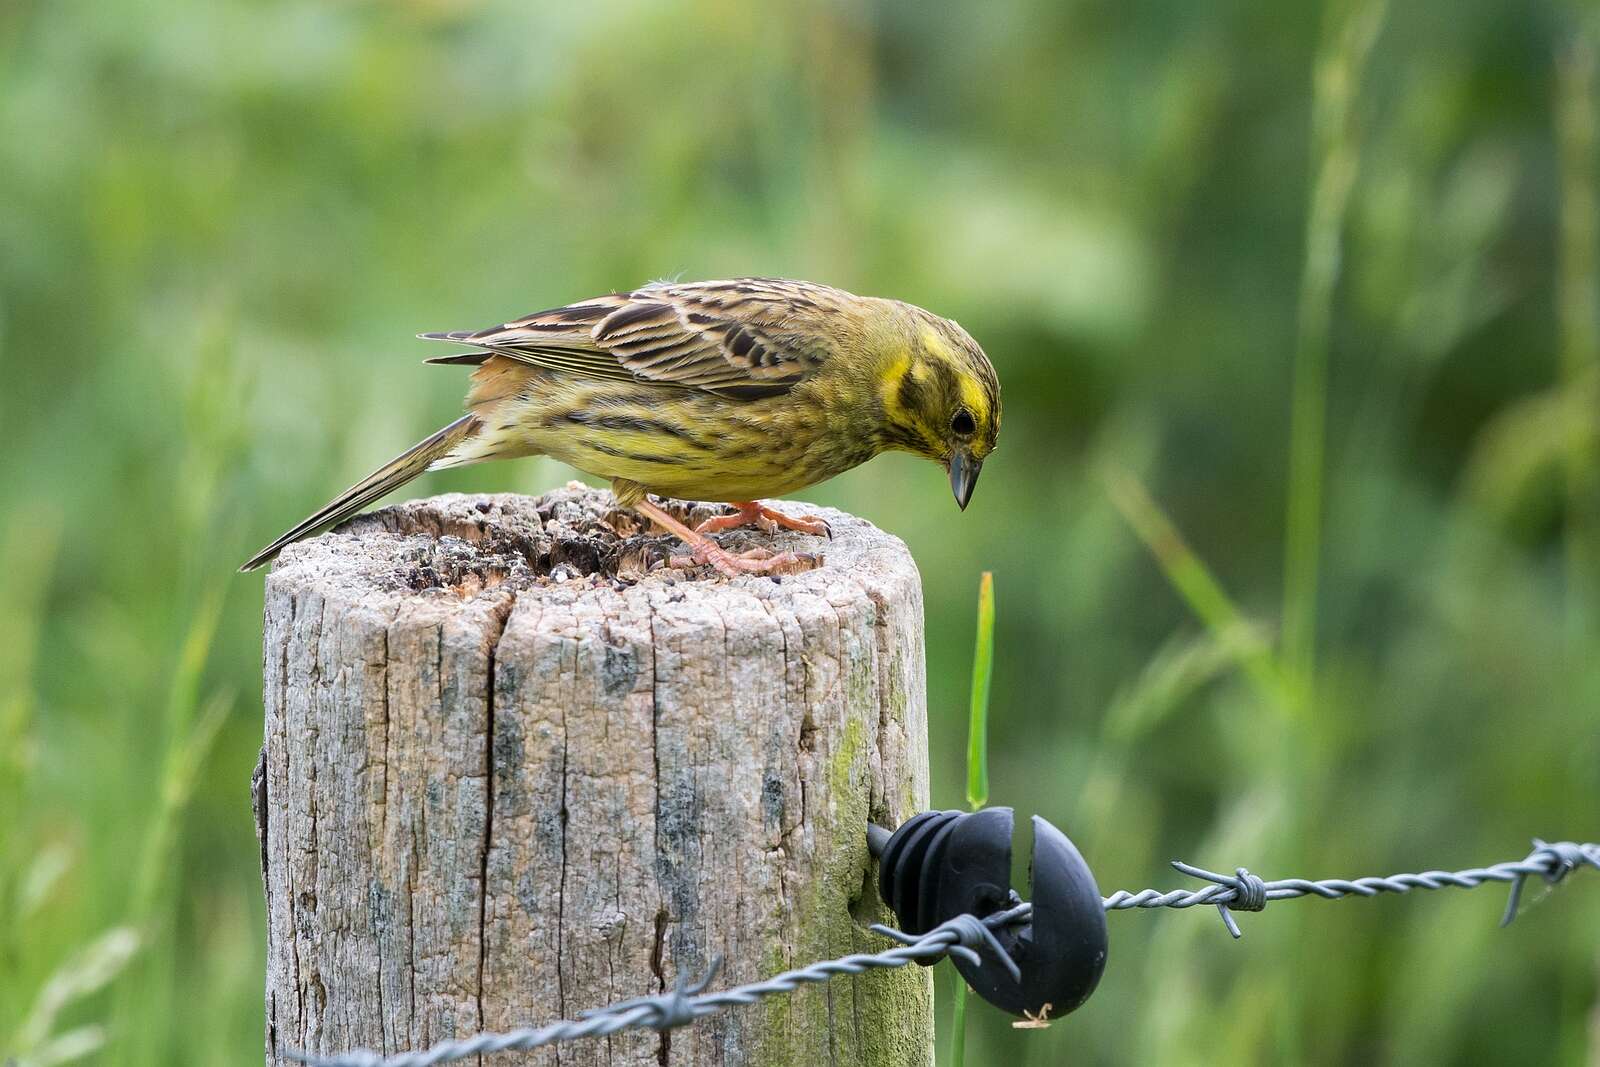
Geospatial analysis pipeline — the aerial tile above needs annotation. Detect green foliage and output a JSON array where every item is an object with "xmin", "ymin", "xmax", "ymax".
[
  {"xmin": 965, "ymin": 572, "xmax": 995, "ymax": 812},
  {"xmin": 1, "ymin": 1, "xmax": 1597, "ymax": 1064},
  {"xmin": 952, "ymin": 571, "xmax": 995, "ymax": 1067},
  {"xmin": 1283, "ymin": 0, "xmax": 1391, "ymax": 686},
  {"xmin": 949, "ymin": 977, "xmax": 969, "ymax": 1067}
]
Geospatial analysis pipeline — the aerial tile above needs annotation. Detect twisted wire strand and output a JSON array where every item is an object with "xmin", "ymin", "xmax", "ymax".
[
  {"xmin": 285, "ymin": 907, "xmax": 1028, "ymax": 1067},
  {"xmin": 286, "ymin": 841, "xmax": 1598, "ymax": 1067},
  {"xmin": 1103, "ymin": 838, "xmax": 1600, "ymax": 937}
]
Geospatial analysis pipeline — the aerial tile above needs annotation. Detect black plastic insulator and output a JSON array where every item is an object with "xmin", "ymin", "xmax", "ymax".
[{"xmin": 871, "ymin": 807, "xmax": 1108, "ymax": 1018}]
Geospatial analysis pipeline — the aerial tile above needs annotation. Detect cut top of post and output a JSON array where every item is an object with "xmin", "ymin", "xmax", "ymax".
[{"xmin": 263, "ymin": 483, "xmax": 918, "ymax": 611}]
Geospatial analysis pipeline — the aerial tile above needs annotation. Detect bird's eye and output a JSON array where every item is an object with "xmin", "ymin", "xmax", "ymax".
[{"xmin": 951, "ymin": 408, "xmax": 977, "ymax": 436}]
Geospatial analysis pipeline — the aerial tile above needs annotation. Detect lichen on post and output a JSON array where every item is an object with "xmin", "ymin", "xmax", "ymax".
[{"xmin": 255, "ymin": 485, "xmax": 932, "ymax": 1066}]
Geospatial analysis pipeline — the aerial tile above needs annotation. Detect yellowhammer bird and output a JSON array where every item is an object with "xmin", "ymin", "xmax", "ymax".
[{"xmin": 241, "ymin": 277, "xmax": 1001, "ymax": 577}]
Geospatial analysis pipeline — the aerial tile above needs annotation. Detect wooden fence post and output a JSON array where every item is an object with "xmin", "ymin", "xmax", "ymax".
[{"xmin": 255, "ymin": 486, "xmax": 932, "ymax": 1066}]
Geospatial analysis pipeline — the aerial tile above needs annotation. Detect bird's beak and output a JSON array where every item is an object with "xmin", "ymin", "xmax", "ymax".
[{"xmin": 949, "ymin": 452, "xmax": 982, "ymax": 510}]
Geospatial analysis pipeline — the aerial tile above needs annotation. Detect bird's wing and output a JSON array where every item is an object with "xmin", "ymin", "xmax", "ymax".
[{"xmin": 420, "ymin": 279, "xmax": 848, "ymax": 400}]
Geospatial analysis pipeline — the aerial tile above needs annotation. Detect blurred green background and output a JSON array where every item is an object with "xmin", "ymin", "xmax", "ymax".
[{"xmin": 3, "ymin": 0, "xmax": 1598, "ymax": 1063}]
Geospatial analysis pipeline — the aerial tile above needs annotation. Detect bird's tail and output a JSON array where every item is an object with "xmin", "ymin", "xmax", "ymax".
[{"xmin": 239, "ymin": 413, "xmax": 482, "ymax": 572}]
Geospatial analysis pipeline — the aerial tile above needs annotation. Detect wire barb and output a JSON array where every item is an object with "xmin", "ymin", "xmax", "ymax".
[
  {"xmin": 1166, "ymin": 862, "xmax": 1269, "ymax": 938},
  {"xmin": 870, "ymin": 906, "xmax": 1027, "ymax": 983},
  {"xmin": 1500, "ymin": 839, "xmax": 1600, "ymax": 927},
  {"xmin": 576, "ymin": 955, "xmax": 723, "ymax": 1029}
]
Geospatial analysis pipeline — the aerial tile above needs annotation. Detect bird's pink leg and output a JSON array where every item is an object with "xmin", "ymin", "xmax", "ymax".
[
  {"xmin": 634, "ymin": 499, "xmax": 812, "ymax": 578},
  {"xmin": 695, "ymin": 502, "xmax": 831, "ymax": 538}
]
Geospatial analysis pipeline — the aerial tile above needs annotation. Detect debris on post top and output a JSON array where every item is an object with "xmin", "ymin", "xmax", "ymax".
[{"xmin": 256, "ymin": 485, "xmax": 932, "ymax": 1067}]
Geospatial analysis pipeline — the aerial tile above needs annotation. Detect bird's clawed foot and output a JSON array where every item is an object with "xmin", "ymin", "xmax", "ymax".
[
  {"xmin": 631, "ymin": 497, "xmax": 823, "ymax": 579},
  {"xmin": 670, "ymin": 543, "xmax": 819, "ymax": 578},
  {"xmin": 694, "ymin": 502, "xmax": 832, "ymax": 539}
]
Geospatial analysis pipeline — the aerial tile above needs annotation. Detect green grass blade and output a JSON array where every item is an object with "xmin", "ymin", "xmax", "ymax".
[
  {"xmin": 950, "ymin": 977, "xmax": 969, "ymax": 1067},
  {"xmin": 0, "ymin": 512, "xmax": 62, "ymax": 1040},
  {"xmin": 1283, "ymin": 0, "xmax": 1390, "ymax": 685},
  {"xmin": 951, "ymin": 571, "xmax": 995, "ymax": 1064},
  {"xmin": 132, "ymin": 689, "xmax": 235, "ymax": 922},
  {"xmin": 965, "ymin": 572, "xmax": 995, "ymax": 811},
  {"xmin": 1556, "ymin": 31, "xmax": 1600, "ymax": 642},
  {"xmin": 15, "ymin": 927, "xmax": 140, "ymax": 1054},
  {"xmin": 1104, "ymin": 466, "xmax": 1298, "ymax": 713},
  {"xmin": 1102, "ymin": 622, "xmax": 1272, "ymax": 744}
]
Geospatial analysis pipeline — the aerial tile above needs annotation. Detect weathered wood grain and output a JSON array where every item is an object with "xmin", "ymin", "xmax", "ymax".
[{"xmin": 258, "ymin": 486, "xmax": 931, "ymax": 1065}]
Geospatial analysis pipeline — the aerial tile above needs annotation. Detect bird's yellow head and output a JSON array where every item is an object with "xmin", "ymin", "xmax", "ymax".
[{"xmin": 877, "ymin": 310, "xmax": 1002, "ymax": 509}]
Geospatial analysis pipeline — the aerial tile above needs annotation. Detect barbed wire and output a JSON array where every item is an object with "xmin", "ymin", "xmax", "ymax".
[
  {"xmin": 1103, "ymin": 838, "xmax": 1600, "ymax": 938},
  {"xmin": 285, "ymin": 838, "xmax": 1599, "ymax": 1067},
  {"xmin": 284, "ymin": 905, "xmax": 1028, "ymax": 1067}
]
